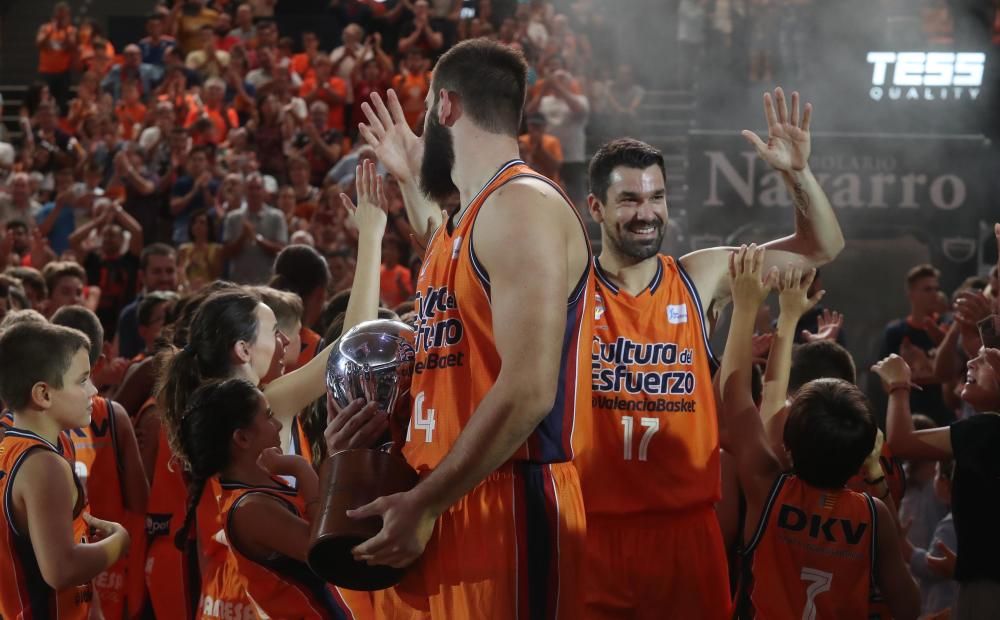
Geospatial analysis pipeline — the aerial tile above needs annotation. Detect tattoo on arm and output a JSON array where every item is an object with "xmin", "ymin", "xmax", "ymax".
[{"xmin": 791, "ymin": 182, "xmax": 810, "ymax": 215}]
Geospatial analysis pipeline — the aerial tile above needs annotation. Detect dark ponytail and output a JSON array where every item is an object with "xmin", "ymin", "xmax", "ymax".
[
  {"xmin": 173, "ymin": 378, "xmax": 261, "ymax": 550},
  {"xmin": 157, "ymin": 290, "xmax": 261, "ymax": 462}
]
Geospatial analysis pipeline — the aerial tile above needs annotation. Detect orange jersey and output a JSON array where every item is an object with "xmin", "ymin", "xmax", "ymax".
[
  {"xmin": 404, "ymin": 160, "xmax": 593, "ymax": 472},
  {"xmin": 0, "ymin": 426, "xmax": 94, "ymax": 619},
  {"xmin": 69, "ymin": 396, "xmax": 132, "ymax": 618},
  {"xmin": 219, "ymin": 478, "xmax": 356, "ymax": 619},
  {"xmin": 391, "ymin": 71, "xmax": 431, "ymax": 129},
  {"xmin": 289, "ymin": 326, "xmax": 321, "ymax": 372},
  {"xmin": 580, "ymin": 255, "xmax": 721, "ymax": 515},
  {"xmin": 140, "ymin": 398, "xmax": 199, "ymax": 619},
  {"xmin": 737, "ymin": 474, "xmax": 877, "ymax": 620},
  {"xmin": 847, "ymin": 441, "xmax": 906, "ymax": 508}
]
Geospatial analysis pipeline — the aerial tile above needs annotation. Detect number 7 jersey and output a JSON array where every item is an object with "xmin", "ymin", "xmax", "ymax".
[{"xmin": 578, "ymin": 255, "xmax": 721, "ymax": 515}]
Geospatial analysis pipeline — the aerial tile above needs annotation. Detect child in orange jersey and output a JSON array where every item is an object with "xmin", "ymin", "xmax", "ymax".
[
  {"xmin": 0, "ymin": 321, "xmax": 130, "ymax": 619},
  {"xmin": 171, "ymin": 377, "xmax": 358, "ymax": 619},
  {"xmin": 51, "ymin": 305, "xmax": 150, "ymax": 619},
  {"xmin": 720, "ymin": 246, "xmax": 919, "ymax": 620}
]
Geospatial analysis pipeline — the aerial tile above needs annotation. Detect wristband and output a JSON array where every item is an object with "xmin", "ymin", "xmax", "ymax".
[{"xmin": 887, "ymin": 383, "xmax": 912, "ymax": 395}]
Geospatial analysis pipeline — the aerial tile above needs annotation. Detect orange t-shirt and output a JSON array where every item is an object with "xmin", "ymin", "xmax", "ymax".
[
  {"xmin": 184, "ymin": 105, "xmax": 239, "ymax": 144},
  {"xmin": 391, "ymin": 71, "xmax": 431, "ymax": 130},
  {"xmin": 738, "ymin": 475, "xmax": 877, "ymax": 620},
  {"xmin": 579, "ymin": 255, "xmax": 721, "ymax": 515},
  {"xmin": 405, "ymin": 160, "xmax": 593, "ymax": 472},
  {"xmin": 380, "ymin": 263, "xmax": 414, "ymax": 308},
  {"xmin": 518, "ymin": 133, "xmax": 564, "ymax": 184},
  {"xmin": 291, "ymin": 53, "xmax": 316, "ymax": 81},
  {"xmin": 291, "ymin": 326, "xmax": 321, "ymax": 372},
  {"xmin": 38, "ymin": 23, "xmax": 76, "ymax": 74},
  {"xmin": 0, "ymin": 426, "xmax": 93, "ymax": 619},
  {"xmin": 116, "ymin": 101, "xmax": 148, "ymax": 141},
  {"xmin": 300, "ymin": 77, "xmax": 348, "ymax": 131}
]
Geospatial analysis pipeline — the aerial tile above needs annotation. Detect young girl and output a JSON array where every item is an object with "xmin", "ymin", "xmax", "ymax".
[{"xmin": 174, "ymin": 378, "xmax": 355, "ymax": 618}]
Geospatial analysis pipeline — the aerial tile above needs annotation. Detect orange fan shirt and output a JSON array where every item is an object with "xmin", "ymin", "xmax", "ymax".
[
  {"xmin": 0, "ymin": 426, "xmax": 94, "ymax": 619},
  {"xmin": 737, "ymin": 474, "xmax": 877, "ymax": 620},
  {"xmin": 579, "ymin": 255, "xmax": 721, "ymax": 515},
  {"xmin": 404, "ymin": 160, "xmax": 593, "ymax": 472},
  {"xmin": 391, "ymin": 71, "xmax": 431, "ymax": 130}
]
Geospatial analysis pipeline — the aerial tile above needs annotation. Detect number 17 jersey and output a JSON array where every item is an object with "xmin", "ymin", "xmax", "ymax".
[{"xmin": 578, "ymin": 255, "xmax": 721, "ymax": 515}]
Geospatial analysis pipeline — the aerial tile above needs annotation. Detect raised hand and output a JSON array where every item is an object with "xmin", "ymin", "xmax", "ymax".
[
  {"xmin": 359, "ymin": 90, "xmax": 423, "ymax": 184},
  {"xmin": 728, "ymin": 244, "xmax": 778, "ymax": 310},
  {"xmin": 742, "ymin": 87, "xmax": 812, "ymax": 173},
  {"xmin": 801, "ymin": 308, "xmax": 843, "ymax": 343},
  {"xmin": 340, "ymin": 160, "xmax": 388, "ymax": 238},
  {"xmin": 871, "ymin": 354, "xmax": 918, "ymax": 393},
  {"xmin": 926, "ymin": 541, "xmax": 957, "ymax": 578},
  {"xmin": 777, "ymin": 266, "xmax": 822, "ymax": 322}
]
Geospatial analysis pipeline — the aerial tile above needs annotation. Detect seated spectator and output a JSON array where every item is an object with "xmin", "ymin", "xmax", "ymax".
[
  {"xmin": 139, "ymin": 11, "xmax": 177, "ymax": 66},
  {"xmin": 170, "ymin": 145, "xmax": 219, "ymax": 244},
  {"xmin": 301, "ymin": 54, "xmax": 349, "ymax": 132},
  {"xmin": 393, "ymin": 49, "xmax": 432, "ymax": 130},
  {"xmin": 29, "ymin": 102, "xmax": 74, "ymax": 175},
  {"xmin": 518, "ymin": 113, "xmax": 564, "ymax": 185},
  {"xmin": 66, "ymin": 72, "xmax": 102, "ymax": 134},
  {"xmin": 221, "ymin": 173, "xmax": 287, "ymax": 284},
  {"xmin": 0, "ymin": 172, "xmax": 42, "ymax": 227},
  {"xmin": 69, "ymin": 204, "xmax": 143, "ymax": 337},
  {"xmin": 185, "ymin": 25, "xmax": 231, "ymax": 80},
  {"xmin": 178, "ymin": 210, "xmax": 223, "ymax": 292},
  {"xmin": 102, "ymin": 44, "xmax": 163, "ymax": 102}
]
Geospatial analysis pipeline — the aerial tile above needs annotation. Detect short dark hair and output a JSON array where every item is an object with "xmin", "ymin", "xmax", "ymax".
[
  {"xmin": 251, "ymin": 286, "xmax": 303, "ymax": 331},
  {"xmin": 588, "ymin": 138, "xmax": 666, "ymax": 204},
  {"xmin": 5, "ymin": 220, "xmax": 27, "ymax": 233},
  {"xmin": 0, "ymin": 309, "xmax": 46, "ymax": 332},
  {"xmin": 788, "ymin": 340, "xmax": 857, "ymax": 394},
  {"xmin": 431, "ymin": 38, "xmax": 527, "ymax": 136},
  {"xmin": 141, "ymin": 243, "xmax": 177, "ymax": 271},
  {"xmin": 271, "ymin": 245, "xmax": 329, "ymax": 301},
  {"xmin": 783, "ymin": 378, "xmax": 877, "ymax": 489},
  {"xmin": 0, "ymin": 322, "xmax": 91, "ymax": 411},
  {"xmin": 138, "ymin": 291, "xmax": 178, "ymax": 327},
  {"xmin": 906, "ymin": 264, "xmax": 940, "ymax": 289},
  {"xmin": 42, "ymin": 261, "xmax": 86, "ymax": 297},
  {"xmin": 51, "ymin": 305, "xmax": 105, "ymax": 366}
]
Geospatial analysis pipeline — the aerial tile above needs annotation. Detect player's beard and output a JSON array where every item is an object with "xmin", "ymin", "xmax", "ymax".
[
  {"xmin": 606, "ymin": 216, "xmax": 665, "ymax": 261},
  {"xmin": 420, "ymin": 111, "xmax": 459, "ymax": 205}
]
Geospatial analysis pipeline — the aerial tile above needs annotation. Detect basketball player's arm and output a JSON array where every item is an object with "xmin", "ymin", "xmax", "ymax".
[
  {"xmin": 873, "ymin": 498, "xmax": 921, "ymax": 620},
  {"xmin": 264, "ymin": 166, "xmax": 385, "ymax": 422},
  {"xmin": 17, "ymin": 451, "xmax": 129, "ymax": 589},
  {"xmin": 719, "ymin": 247, "xmax": 782, "ymax": 502},
  {"xmin": 228, "ymin": 495, "xmax": 315, "ymax": 564},
  {"xmin": 110, "ymin": 401, "xmax": 150, "ymax": 514}
]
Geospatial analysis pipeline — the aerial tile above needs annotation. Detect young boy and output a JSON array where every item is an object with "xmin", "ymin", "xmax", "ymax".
[
  {"xmin": 51, "ymin": 305, "xmax": 149, "ymax": 619},
  {"xmin": 721, "ymin": 246, "xmax": 919, "ymax": 620},
  {"xmin": 0, "ymin": 321, "xmax": 130, "ymax": 618}
]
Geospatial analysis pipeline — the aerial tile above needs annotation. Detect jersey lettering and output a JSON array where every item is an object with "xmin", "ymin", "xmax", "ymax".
[{"xmin": 777, "ymin": 504, "xmax": 869, "ymax": 545}]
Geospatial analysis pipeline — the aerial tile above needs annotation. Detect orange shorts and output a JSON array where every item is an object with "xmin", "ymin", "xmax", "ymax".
[
  {"xmin": 385, "ymin": 461, "xmax": 586, "ymax": 620},
  {"xmin": 583, "ymin": 507, "xmax": 732, "ymax": 620}
]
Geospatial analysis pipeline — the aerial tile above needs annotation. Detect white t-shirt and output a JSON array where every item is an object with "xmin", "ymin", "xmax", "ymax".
[{"xmin": 539, "ymin": 93, "xmax": 590, "ymax": 163}]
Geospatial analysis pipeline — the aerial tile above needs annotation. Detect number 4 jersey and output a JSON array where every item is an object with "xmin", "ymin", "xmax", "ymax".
[{"xmin": 577, "ymin": 255, "xmax": 721, "ymax": 515}]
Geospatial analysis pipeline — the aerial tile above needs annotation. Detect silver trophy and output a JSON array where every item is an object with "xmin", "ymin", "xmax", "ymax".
[
  {"xmin": 325, "ymin": 318, "xmax": 416, "ymax": 419},
  {"xmin": 309, "ymin": 319, "xmax": 420, "ymax": 591}
]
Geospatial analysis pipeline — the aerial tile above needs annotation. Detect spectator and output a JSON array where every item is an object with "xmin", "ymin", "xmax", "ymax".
[
  {"xmin": 291, "ymin": 101, "xmax": 344, "ymax": 187},
  {"xmin": 879, "ymin": 264, "xmax": 954, "ymax": 425},
  {"xmin": 101, "ymin": 44, "xmax": 164, "ymax": 102},
  {"xmin": 185, "ymin": 25, "xmax": 232, "ymax": 80},
  {"xmin": 185, "ymin": 77, "xmax": 239, "ymax": 144},
  {"xmin": 677, "ymin": 0, "xmax": 708, "ymax": 88},
  {"xmin": 163, "ymin": 46, "xmax": 203, "ymax": 89},
  {"xmin": 330, "ymin": 24, "xmax": 373, "ymax": 117},
  {"xmin": 134, "ymin": 291, "xmax": 177, "ymax": 361},
  {"xmin": 287, "ymin": 156, "xmax": 321, "ymax": 221},
  {"xmin": 35, "ymin": 167, "xmax": 78, "ymax": 256},
  {"xmin": 230, "ymin": 4, "xmax": 257, "ymax": 46},
  {"xmin": 35, "ymin": 2, "xmax": 77, "ymax": 109},
  {"xmin": 349, "ymin": 40, "xmax": 394, "ymax": 138},
  {"xmin": 69, "ymin": 204, "xmax": 144, "ymax": 337},
  {"xmin": 300, "ymin": 55, "xmax": 348, "ymax": 133},
  {"xmin": 5, "ymin": 266, "xmax": 47, "ymax": 309},
  {"xmin": 249, "ymin": 93, "xmax": 291, "ymax": 183},
  {"xmin": 292, "ymin": 31, "xmax": 322, "ymax": 81},
  {"xmin": 221, "ymin": 173, "xmax": 288, "ymax": 284},
  {"xmin": 518, "ymin": 113, "xmax": 563, "ymax": 184},
  {"xmin": 393, "ymin": 49, "xmax": 432, "ymax": 130},
  {"xmin": 29, "ymin": 102, "xmax": 74, "ymax": 174},
  {"xmin": 76, "ymin": 20, "xmax": 115, "ymax": 74},
  {"xmin": 270, "ymin": 243, "xmax": 330, "ymax": 367},
  {"xmin": 178, "ymin": 210, "xmax": 224, "ymax": 292},
  {"xmin": 251, "ymin": 0, "xmax": 278, "ymax": 19},
  {"xmin": 114, "ymin": 82, "xmax": 148, "ymax": 141},
  {"xmin": 170, "ymin": 0, "xmax": 220, "ymax": 55},
  {"xmin": 379, "ymin": 234, "xmax": 413, "ymax": 308},
  {"xmin": 218, "ymin": 172, "xmax": 247, "ymax": 217},
  {"xmin": 212, "ymin": 12, "xmax": 241, "ymax": 52},
  {"xmin": 0, "ymin": 173, "xmax": 43, "ymax": 227},
  {"xmin": 112, "ymin": 146, "xmax": 160, "ymax": 244},
  {"xmin": 399, "ymin": 0, "xmax": 446, "ymax": 55},
  {"xmin": 41, "ymin": 260, "xmax": 88, "ymax": 317},
  {"xmin": 527, "ymin": 58, "xmax": 590, "ymax": 206},
  {"xmin": 139, "ymin": 12, "xmax": 178, "ymax": 67},
  {"xmin": 246, "ymin": 47, "xmax": 282, "ymax": 90},
  {"xmin": 169, "ymin": 145, "xmax": 219, "ymax": 245},
  {"xmin": 606, "ymin": 64, "xmax": 646, "ymax": 136},
  {"xmin": 114, "ymin": 243, "xmax": 178, "ymax": 358}
]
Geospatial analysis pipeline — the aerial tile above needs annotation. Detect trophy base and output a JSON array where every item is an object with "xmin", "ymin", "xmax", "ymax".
[{"xmin": 308, "ymin": 533, "xmax": 409, "ymax": 591}]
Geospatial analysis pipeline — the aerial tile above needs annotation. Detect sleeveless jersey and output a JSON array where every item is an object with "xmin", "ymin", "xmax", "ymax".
[
  {"xmin": 847, "ymin": 441, "xmax": 906, "ymax": 508},
  {"xmin": 580, "ymin": 255, "xmax": 721, "ymax": 515},
  {"xmin": 0, "ymin": 427, "xmax": 94, "ymax": 619},
  {"xmin": 737, "ymin": 474, "xmax": 877, "ymax": 620},
  {"xmin": 219, "ymin": 478, "xmax": 354, "ymax": 619},
  {"xmin": 70, "ymin": 396, "xmax": 133, "ymax": 618},
  {"xmin": 404, "ymin": 160, "xmax": 593, "ymax": 472},
  {"xmin": 140, "ymin": 398, "xmax": 199, "ymax": 619}
]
